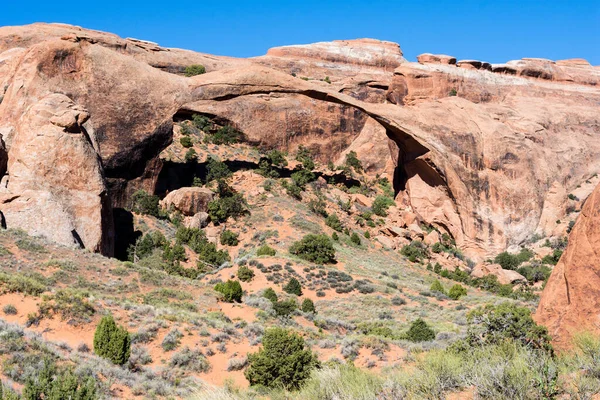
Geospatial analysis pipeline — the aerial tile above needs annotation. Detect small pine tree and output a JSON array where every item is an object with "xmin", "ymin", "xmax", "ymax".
[
  {"xmin": 283, "ymin": 277, "xmax": 303, "ymax": 296},
  {"xmin": 263, "ymin": 287, "xmax": 278, "ymax": 303},
  {"xmin": 325, "ymin": 214, "xmax": 343, "ymax": 232},
  {"xmin": 93, "ymin": 315, "xmax": 131, "ymax": 365},
  {"xmin": 332, "ymin": 232, "xmax": 339, "ymax": 241},
  {"xmin": 350, "ymin": 232, "xmax": 361, "ymax": 245},
  {"xmin": 430, "ymin": 279, "xmax": 446, "ymax": 294},
  {"xmin": 364, "ymin": 231, "xmax": 371, "ymax": 239},
  {"xmin": 406, "ymin": 318, "xmax": 435, "ymax": 342},
  {"xmin": 289, "ymin": 234, "xmax": 336, "ymax": 264},
  {"xmin": 301, "ymin": 298, "xmax": 316, "ymax": 313},
  {"xmin": 220, "ymin": 230, "xmax": 239, "ymax": 246}
]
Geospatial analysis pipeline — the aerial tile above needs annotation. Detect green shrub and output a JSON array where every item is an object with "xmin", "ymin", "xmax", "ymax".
[
  {"xmin": 192, "ymin": 114, "xmax": 212, "ymax": 131},
  {"xmin": 220, "ymin": 230, "xmax": 239, "ymax": 246},
  {"xmin": 325, "ymin": 214, "xmax": 343, "ymax": 232},
  {"xmin": 283, "ymin": 277, "xmax": 303, "ymax": 296},
  {"xmin": 372, "ymin": 195, "xmax": 395, "ymax": 217},
  {"xmin": 21, "ymin": 360, "xmax": 97, "ymax": 400},
  {"xmin": 257, "ymin": 244, "xmax": 276, "ymax": 257},
  {"xmin": 350, "ymin": 232, "xmax": 361, "ymax": 245},
  {"xmin": 364, "ymin": 231, "xmax": 370, "ymax": 239},
  {"xmin": 332, "ymin": 232, "xmax": 339, "ymax": 241},
  {"xmin": 405, "ymin": 318, "xmax": 435, "ymax": 342},
  {"xmin": 258, "ymin": 150, "xmax": 288, "ymax": 177},
  {"xmin": 541, "ymin": 249, "xmax": 563, "ymax": 265},
  {"xmin": 273, "ymin": 299, "xmax": 297, "ymax": 317},
  {"xmin": 308, "ymin": 198, "xmax": 328, "ymax": 217},
  {"xmin": 214, "ymin": 280, "xmax": 243, "ymax": 303},
  {"xmin": 237, "ymin": 266, "xmax": 255, "ymax": 282},
  {"xmin": 208, "ymin": 193, "xmax": 248, "ymax": 224},
  {"xmin": 291, "ymin": 169, "xmax": 316, "ymax": 188},
  {"xmin": 449, "ymin": 88, "xmax": 457, "ymax": 96},
  {"xmin": 263, "ymin": 287, "xmax": 278, "ymax": 303},
  {"xmin": 93, "ymin": 315, "xmax": 131, "ymax": 365},
  {"xmin": 184, "ymin": 148, "xmax": 197, "ymax": 163},
  {"xmin": 206, "ymin": 157, "xmax": 232, "ymax": 182},
  {"xmin": 184, "ymin": 64, "xmax": 206, "ymax": 76},
  {"xmin": 283, "ymin": 181, "xmax": 303, "ymax": 199},
  {"xmin": 345, "ymin": 151, "xmax": 363, "ymax": 172},
  {"xmin": 295, "ymin": 145, "xmax": 315, "ymax": 170},
  {"xmin": 3, "ymin": 304, "xmax": 17, "ymax": 315},
  {"xmin": 130, "ymin": 190, "xmax": 160, "ymax": 217},
  {"xmin": 39, "ymin": 289, "xmax": 95, "ymax": 323},
  {"xmin": 430, "ymin": 279, "xmax": 446, "ymax": 294},
  {"xmin": 494, "ymin": 248, "xmax": 533, "ymax": 270},
  {"xmin": 301, "ymin": 298, "xmax": 316, "ymax": 313},
  {"xmin": 180, "ymin": 136, "xmax": 193, "ymax": 148},
  {"xmin": 0, "ymin": 272, "xmax": 46, "ymax": 295},
  {"xmin": 401, "ymin": 240, "xmax": 429, "ymax": 263},
  {"xmin": 466, "ymin": 302, "xmax": 552, "ymax": 353},
  {"xmin": 289, "ymin": 234, "xmax": 336, "ymax": 264},
  {"xmin": 448, "ymin": 284, "xmax": 467, "ymax": 300},
  {"xmin": 245, "ymin": 327, "xmax": 319, "ymax": 390},
  {"xmin": 208, "ymin": 125, "xmax": 244, "ymax": 145}
]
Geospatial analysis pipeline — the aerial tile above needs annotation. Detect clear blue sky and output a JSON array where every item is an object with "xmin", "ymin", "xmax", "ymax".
[{"xmin": 2, "ymin": 0, "xmax": 599, "ymax": 65}]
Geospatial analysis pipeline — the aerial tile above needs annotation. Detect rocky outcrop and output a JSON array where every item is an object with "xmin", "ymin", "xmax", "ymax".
[
  {"xmin": 471, "ymin": 263, "xmax": 526, "ymax": 285},
  {"xmin": 417, "ymin": 53, "xmax": 456, "ymax": 65},
  {"xmin": 536, "ymin": 183, "xmax": 600, "ymax": 348},
  {"xmin": 0, "ymin": 23, "xmax": 598, "ymax": 260},
  {"xmin": 160, "ymin": 187, "xmax": 214, "ymax": 216}
]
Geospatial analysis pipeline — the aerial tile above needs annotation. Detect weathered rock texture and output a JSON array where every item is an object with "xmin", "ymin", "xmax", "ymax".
[
  {"xmin": 0, "ymin": 23, "xmax": 599, "ymax": 260},
  {"xmin": 536, "ymin": 183, "xmax": 600, "ymax": 348},
  {"xmin": 160, "ymin": 187, "xmax": 214, "ymax": 216}
]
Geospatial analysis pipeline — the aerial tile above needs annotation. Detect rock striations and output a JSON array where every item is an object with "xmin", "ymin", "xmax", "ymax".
[{"xmin": 0, "ymin": 22, "xmax": 599, "ymax": 262}]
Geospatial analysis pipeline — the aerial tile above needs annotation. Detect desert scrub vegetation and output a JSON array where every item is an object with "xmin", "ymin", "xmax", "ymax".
[
  {"xmin": 214, "ymin": 280, "xmax": 243, "ymax": 303},
  {"xmin": 0, "ymin": 271, "xmax": 46, "ymax": 295},
  {"xmin": 400, "ymin": 240, "xmax": 429, "ymax": 263},
  {"xmin": 220, "ymin": 230, "xmax": 239, "ymax": 246},
  {"xmin": 129, "ymin": 189, "xmax": 161, "ymax": 217},
  {"xmin": 256, "ymin": 244, "xmax": 276, "ymax": 257},
  {"xmin": 169, "ymin": 347, "xmax": 211, "ymax": 372},
  {"xmin": 237, "ymin": 266, "xmax": 255, "ymax": 282},
  {"xmin": 289, "ymin": 234, "xmax": 336, "ymax": 264},
  {"xmin": 184, "ymin": 64, "xmax": 206, "ymax": 76},
  {"xmin": 245, "ymin": 327, "xmax": 319, "ymax": 390},
  {"xmin": 93, "ymin": 315, "xmax": 131, "ymax": 365},
  {"xmin": 39, "ymin": 289, "xmax": 95, "ymax": 323}
]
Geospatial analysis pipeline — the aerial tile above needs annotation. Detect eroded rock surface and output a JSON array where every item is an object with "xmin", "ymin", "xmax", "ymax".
[
  {"xmin": 536, "ymin": 183, "xmax": 600, "ymax": 348},
  {"xmin": 0, "ymin": 22, "xmax": 598, "ymax": 260}
]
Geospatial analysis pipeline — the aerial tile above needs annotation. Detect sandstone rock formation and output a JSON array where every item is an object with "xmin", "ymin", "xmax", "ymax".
[
  {"xmin": 536, "ymin": 182, "xmax": 600, "ymax": 348},
  {"xmin": 0, "ymin": 22, "xmax": 598, "ymax": 261},
  {"xmin": 160, "ymin": 187, "xmax": 214, "ymax": 216},
  {"xmin": 471, "ymin": 263, "xmax": 526, "ymax": 285}
]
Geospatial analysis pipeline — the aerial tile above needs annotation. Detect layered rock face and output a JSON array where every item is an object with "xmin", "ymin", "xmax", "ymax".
[
  {"xmin": 0, "ymin": 23, "xmax": 599, "ymax": 260},
  {"xmin": 536, "ymin": 182, "xmax": 600, "ymax": 348}
]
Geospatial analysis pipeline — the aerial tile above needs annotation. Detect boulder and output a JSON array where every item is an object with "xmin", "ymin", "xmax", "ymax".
[
  {"xmin": 407, "ymin": 223, "xmax": 425, "ymax": 239},
  {"xmin": 352, "ymin": 194, "xmax": 373, "ymax": 208},
  {"xmin": 184, "ymin": 212, "xmax": 210, "ymax": 229},
  {"xmin": 374, "ymin": 235, "xmax": 394, "ymax": 249},
  {"xmin": 424, "ymin": 230, "xmax": 440, "ymax": 246},
  {"xmin": 471, "ymin": 263, "xmax": 526, "ymax": 285},
  {"xmin": 160, "ymin": 187, "xmax": 214, "ymax": 216},
  {"xmin": 417, "ymin": 53, "xmax": 457, "ymax": 65}
]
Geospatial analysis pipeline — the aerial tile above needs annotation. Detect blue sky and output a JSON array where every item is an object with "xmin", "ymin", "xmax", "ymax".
[{"xmin": 2, "ymin": 0, "xmax": 599, "ymax": 64}]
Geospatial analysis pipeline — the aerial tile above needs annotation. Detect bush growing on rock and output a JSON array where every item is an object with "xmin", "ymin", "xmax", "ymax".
[
  {"xmin": 401, "ymin": 241, "xmax": 429, "ymax": 263},
  {"xmin": 206, "ymin": 157, "xmax": 232, "ymax": 182},
  {"xmin": 245, "ymin": 327, "xmax": 319, "ymax": 390},
  {"xmin": 93, "ymin": 315, "xmax": 131, "ymax": 365},
  {"xmin": 295, "ymin": 145, "xmax": 315, "ymax": 170},
  {"xmin": 345, "ymin": 151, "xmax": 363, "ymax": 172},
  {"xmin": 184, "ymin": 64, "xmax": 206, "ymax": 76},
  {"xmin": 214, "ymin": 280, "xmax": 243, "ymax": 303},
  {"xmin": 372, "ymin": 195, "xmax": 395, "ymax": 217},
  {"xmin": 192, "ymin": 114, "xmax": 212, "ymax": 131},
  {"xmin": 184, "ymin": 148, "xmax": 197, "ymax": 163},
  {"xmin": 289, "ymin": 234, "xmax": 336, "ymax": 264},
  {"xmin": 283, "ymin": 277, "xmax": 303, "ymax": 296},
  {"xmin": 180, "ymin": 136, "xmax": 193, "ymax": 148},
  {"xmin": 130, "ymin": 190, "xmax": 160, "ymax": 217},
  {"xmin": 208, "ymin": 125, "xmax": 244, "ymax": 145}
]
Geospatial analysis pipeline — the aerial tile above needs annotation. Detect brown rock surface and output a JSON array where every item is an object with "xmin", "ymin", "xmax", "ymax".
[
  {"xmin": 0, "ymin": 22, "xmax": 599, "ymax": 260},
  {"xmin": 160, "ymin": 187, "xmax": 214, "ymax": 216},
  {"xmin": 417, "ymin": 53, "xmax": 456, "ymax": 65},
  {"xmin": 471, "ymin": 263, "xmax": 526, "ymax": 285},
  {"xmin": 536, "ymin": 183, "xmax": 600, "ymax": 348}
]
